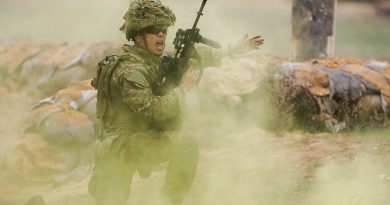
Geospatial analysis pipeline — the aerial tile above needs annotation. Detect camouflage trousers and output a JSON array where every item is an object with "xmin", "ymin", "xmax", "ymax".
[{"xmin": 88, "ymin": 129, "xmax": 199, "ymax": 205}]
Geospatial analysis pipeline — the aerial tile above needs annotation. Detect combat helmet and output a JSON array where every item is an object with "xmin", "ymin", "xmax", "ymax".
[{"xmin": 120, "ymin": 0, "xmax": 176, "ymax": 41}]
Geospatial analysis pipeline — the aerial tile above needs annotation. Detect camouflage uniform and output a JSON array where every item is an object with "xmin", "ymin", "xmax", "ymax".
[
  {"xmin": 89, "ymin": 45, "xmax": 198, "ymax": 205},
  {"xmin": 88, "ymin": 1, "xmax": 198, "ymax": 205}
]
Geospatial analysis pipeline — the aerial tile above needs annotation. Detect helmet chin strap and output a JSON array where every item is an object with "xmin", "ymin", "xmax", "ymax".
[
  {"xmin": 135, "ymin": 34, "xmax": 161, "ymax": 57},
  {"xmin": 142, "ymin": 36, "xmax": 152, "ymax": 54}
]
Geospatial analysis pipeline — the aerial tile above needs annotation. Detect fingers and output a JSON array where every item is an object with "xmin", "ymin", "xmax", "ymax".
[
  {"xmin": 254, "ymin": 38, "xmax": 264, "ymax": 46},
  {"xmin": 248, "ymin": 36, "xmax": 264, "ymax": 48},
  {"xmin": 233, "ymin": 34, "xmax": 264, "ymax": 54},
  {"xmin": 251, "ymin": 38, "xmax": 263, "ymax": 45},
  {"xmin": 250, "ymin": 36, "xmax": 264, "ymax": 42},
  {"xmin": 249, "ymin": 35, "xmax": 262, "ymax": 40}
]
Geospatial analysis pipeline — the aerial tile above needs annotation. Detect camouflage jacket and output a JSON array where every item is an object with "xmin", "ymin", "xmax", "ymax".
[{"xmin": 96, "ymin": 44, "xmax": 186, "ymax": 133}]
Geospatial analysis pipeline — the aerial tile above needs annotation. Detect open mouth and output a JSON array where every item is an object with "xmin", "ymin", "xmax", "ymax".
[{"xmin": 156, "ymin": 40, "xmax": 165, "ymax": 50}]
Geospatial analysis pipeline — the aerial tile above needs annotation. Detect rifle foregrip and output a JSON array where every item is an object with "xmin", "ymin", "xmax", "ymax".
[{"xmin": 199, "ymin": 36, "xmax": 222, "ymax": 49}]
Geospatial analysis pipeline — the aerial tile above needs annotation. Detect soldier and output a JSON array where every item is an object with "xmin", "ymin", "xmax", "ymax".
[{"xmin": 88, "ymin": 0, "xmax": 263, "ymax": 205}]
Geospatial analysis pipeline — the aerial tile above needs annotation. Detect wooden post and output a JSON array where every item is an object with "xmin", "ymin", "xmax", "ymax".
[{"xmin": 292, "ymin": 0, "xmax": 336, "ymax": 61}]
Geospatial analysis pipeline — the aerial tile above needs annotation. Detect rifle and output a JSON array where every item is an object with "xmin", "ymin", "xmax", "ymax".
[{"xmin": 154, "ymin": 0, "xmax": 221, "ymax": 95}]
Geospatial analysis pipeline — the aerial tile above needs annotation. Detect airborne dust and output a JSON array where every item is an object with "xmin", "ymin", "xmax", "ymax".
[{"xmin": 1, "ymin": 0, "xmax": 390, "ymax": 205}]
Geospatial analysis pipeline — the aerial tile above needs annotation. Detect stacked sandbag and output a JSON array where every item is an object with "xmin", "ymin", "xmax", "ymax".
[
  {"xmin": 0, "ymin": 42, "xmax": 43, "ymax": 93},
  {"xmin": 28, "ymin": 80, "xmax": 97, "ymax": 146},
  {"xmin": 6, "ymin": 133, "xmax": 80, "ymax": 182},
  {"xmin": 279, "ymin": 57, "xmax": 390, "ymax": 131},
  {"xmin": 0, "ymin": 39, "xmax": 123, "ymax": 97},
  {"xmin": 5, "ymin": 81, "xmax": 97, "ymax": 183}
]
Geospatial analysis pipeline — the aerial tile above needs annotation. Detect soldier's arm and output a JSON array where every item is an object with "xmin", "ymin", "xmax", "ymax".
[
  {"xmin": 118, "ymin": 66, "xmax": 184, "ymax": 121},
  {"xmin": 195, "ymin": 35, "xmax": 264, "ymax": 68},
  {"xmin": 195, "ymin": 45, "xmax": 223, "ymax": 68}
]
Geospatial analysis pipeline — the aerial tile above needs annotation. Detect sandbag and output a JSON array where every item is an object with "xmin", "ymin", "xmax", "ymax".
[
  {"xmin": 293, "ymin": 66, "xmax": 330, "ymax": 96},
  {"xmin": 0, "ymin": 86, "xmax": 8, "ymax": 97},
  {"xmin": 365, "ymin": 60, "xmax": 389, "ymax": 72},
  {"xmin": 0, "ymin": 41, "xmax": 122, "ymax": 96},
  {"xmin": 312, "ymin": 57, "xmax": 366, "ymax": 68},
  {"xmin": 37, "ymin": 65, "xmax": 89, "ymax": 95},
  {"xmin": 317, "ymin": 67, "xmax": 366, "ymax": 102},
  {"xmin": 38, "ymin": 108, "xmax": 95, "ymax": 146},
  {"xmin": 51, "ymin": 44, "xmax": 89, "ymax": 70},
  {"xmin": 30, "ymin": 87, "xmax": 96, "ymax": 146},
  {"xmin": 0, "ymin": 43, "xmax": 42, "ymax": 75},
  {"xmin": 342, "ymin": 64, "xmax": 390, "ymax": 102},
  {"xmin": 6, "ymin": 133, "xmax": 78, "ymax": 182},
  {"xmin": 79, "ymin": 94, "xmax": 97, "ymax": 122},
  {"xmin": 82, "ymin": 41, "xmax": 123, "ymax": 69}
]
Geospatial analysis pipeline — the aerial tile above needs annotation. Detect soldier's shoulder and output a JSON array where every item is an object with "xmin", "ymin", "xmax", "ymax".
[
  {"xmin": 115, "ymin": 55, "xmax": 147, "ymax": 75},
  {"xmin": 120, "ymin": 52, "xmax": 144, "ymax": 64},
  {"xmin": 120, "ymin": 45, "xmax": 146, "ymax": 64},
  {"xmin": 115, "ymin": 48, "xmax": 147, "ymax": 69},
  {"xmin": 115, "ymin": 56, "xmax": 148, "ymax": 86}
]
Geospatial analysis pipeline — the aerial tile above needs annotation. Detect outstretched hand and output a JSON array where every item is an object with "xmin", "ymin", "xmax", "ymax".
[{"xmin": 231, "ymin": 34, "xmax": 264, "ymax": 55}]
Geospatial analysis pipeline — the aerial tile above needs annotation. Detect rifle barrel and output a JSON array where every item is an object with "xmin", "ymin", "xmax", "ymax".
[
  {"xmin": 191, "ymin": 0, "xmax": 207, "ymax": 31},
  {"xmin": 199, "ymin": 36, "xmax": 222, "ymax": 49}
]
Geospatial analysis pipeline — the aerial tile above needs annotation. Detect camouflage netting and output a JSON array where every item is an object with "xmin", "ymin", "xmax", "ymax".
[{"xmin": 120, "ymin": 0, "xmax": 176, "ymax": 41}]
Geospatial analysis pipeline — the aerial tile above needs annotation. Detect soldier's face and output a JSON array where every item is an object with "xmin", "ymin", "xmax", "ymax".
[
  {"xmin": 138, "ymin": 25, "xmax": 168, "ymax": 56},
  {"xmin": 145, "ymin": 32, "xmax": 166, "ymax": 56}
]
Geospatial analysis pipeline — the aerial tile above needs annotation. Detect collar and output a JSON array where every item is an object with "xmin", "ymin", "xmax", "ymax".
[{"xmin": 122, "ymin": 44, "xmax": 161, "ymax": 66}]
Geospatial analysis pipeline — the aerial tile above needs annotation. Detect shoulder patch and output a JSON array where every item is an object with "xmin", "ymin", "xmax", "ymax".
[{"xmin": 122, "ymin": 69, "xmax": 149, "ymax": 88}]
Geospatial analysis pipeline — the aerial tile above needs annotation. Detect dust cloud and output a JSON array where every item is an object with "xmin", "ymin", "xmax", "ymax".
[
  {"xmin": 1, "ymin": 51, "xmax": 389, "ymax": 205},
  {"xmin": 122, "ymin": 54, "xmax": 390, "ymax": 205},
  {"xmin": 0, "ymin": 93, "xmax": 31, "ymax": 169},
  {"xmin": 0, "ymin": 0, "xmax": 390, "ymax": 205},
  {"xmin": 182, "ymin": 58, "xmax": 390, "ymax": 205},
  {"xmin": 0, "ymin": 93, "xmax": 33, "ymax": 204},
  {"xmin": 302, "ymin": 154, "xmax": 390, "ymax": 205}
]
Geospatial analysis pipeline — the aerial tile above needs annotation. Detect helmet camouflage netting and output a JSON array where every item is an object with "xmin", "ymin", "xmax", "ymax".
[{"xmin": 120, "ymin": 0, "xmax": 176, "ymax": 41}]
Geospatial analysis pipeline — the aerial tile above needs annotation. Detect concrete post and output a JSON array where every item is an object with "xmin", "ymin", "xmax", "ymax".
[{"xmin": 291, "ymin": 0, "xmax": 336, "ymax": 61}]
